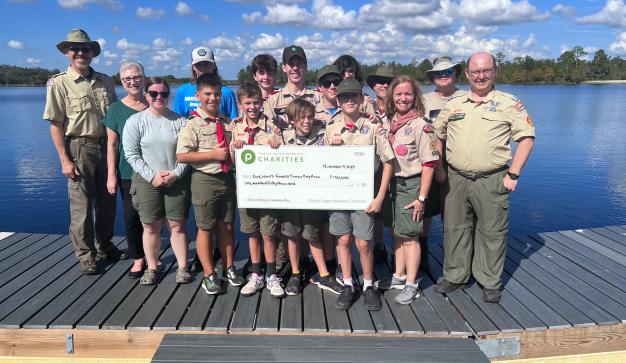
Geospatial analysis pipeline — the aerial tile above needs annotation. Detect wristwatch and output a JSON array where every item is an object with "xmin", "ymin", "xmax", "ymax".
[
  {"xmin": 507, "ymin": 172, "xmax": 519, "ymax": 180},
  {"xmin": 417, "ymin": 195, "xmax": 428, "ymax": 203}
]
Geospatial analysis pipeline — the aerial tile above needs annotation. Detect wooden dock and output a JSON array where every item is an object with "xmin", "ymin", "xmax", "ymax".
[{"xmin": 0, "ymin": 225, "xmax": 625, "ymax": 361}]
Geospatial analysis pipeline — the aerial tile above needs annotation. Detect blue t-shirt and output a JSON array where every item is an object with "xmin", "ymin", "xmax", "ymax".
[{"xmin": 173, "ymin": 82, "xmax": 238, "ymax": 119}]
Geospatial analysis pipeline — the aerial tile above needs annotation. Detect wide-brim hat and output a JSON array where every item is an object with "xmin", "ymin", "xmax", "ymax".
[
  {"xmin": 366, "ymin": 65, "xmax": 394, "ymax": 88},
  {"xmin": 56, "ymin": 29, "xmax": 101, "ymax": 57},
  {"xmin": 426, "ymin": 56, "xmax": 461, "ymax": 81}
]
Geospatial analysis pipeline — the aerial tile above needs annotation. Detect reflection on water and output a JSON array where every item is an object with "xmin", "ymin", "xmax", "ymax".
[{"xmin": 0, "ymin": 85, "xmax": 624, "ymax": 240}]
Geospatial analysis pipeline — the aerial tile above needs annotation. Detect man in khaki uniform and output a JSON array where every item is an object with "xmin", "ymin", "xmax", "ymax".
[
  {"xmin": 43, "ymin": 29, "xmax": 125, "ymax": 275},
  {"xmin": 433, "ymin": 52, "xmax": 535, "ymax": 303}
]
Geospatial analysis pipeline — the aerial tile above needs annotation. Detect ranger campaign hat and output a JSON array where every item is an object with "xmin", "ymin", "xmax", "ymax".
[
  {"xmin": 191, "ymin": 46, "xmax": 215, "ymax": 65},
  {"xmin": 336, "ymin": 78, "xmax": 363, "ymax": 96},
  {"xmin": 317, "ymin": 64, "xmax": 341, "ymax": 82},
  {"xmin": 426, "ymin": 56, "xmax": 462, "ymax": 81},
  {"xmin": 282, "ymin": 45, "xmax": 307, "ymax": 65},
  {"xmin": 366, "ymin": 65, "xmax": 395, "ymax": 88},
  {"xmin": 56, "ymin": 29, "xmax": 101, "ymax": 57}
]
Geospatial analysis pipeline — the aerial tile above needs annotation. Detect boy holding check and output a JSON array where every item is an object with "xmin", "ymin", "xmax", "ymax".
[
  {"xmin": 176, "ymin": 74, "xmax": 244, "ymax": 295},
  {"xmin": 325, "ymin": 79, "xmax": 395, "ymax": 311},
  {"xmin": 231, "ymin": 82, "xmax": 285, "ymax": 298}
]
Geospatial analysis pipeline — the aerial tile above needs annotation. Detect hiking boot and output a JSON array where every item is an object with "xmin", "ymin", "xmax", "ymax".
[
  {"xmin": 394, "ymin": 284, "xmax": 422, "ymax": 305},
  {"xmin": 266, "ymin": 274, "xmax": 285, "ymax": 298},
  {"xmin": 335, "ymin": 285, "xmax": 354, "ymax": 310},
  {"xmin": 241, "ymin": 273, "xmax": 264, "ymax": 296},
  {"xmin": 176, "ymin": 268, "xmax": 192, "ymax": 284},
  {"xmin": 363, "ymin": 287, "xmax": 382, "ymax": 311},
  {"xmin": 202, "ymin": 274, "xmax": 224, "ymax": 295},
  {"xmin": 80, "ymin": 259, "xmax": 99, "ymax": 275},
  {"xmin": 140, "ymin": 268, "xmax": 159, "ymax": 285},
  {"xmin": 318, "ymin": 274, "xmax": 342, "ymax": 294},
  {"xmin": 483, "ymin": 288, "xmax": 501, "ymax": 303},
  {"xmin": 223, "ymin": 266, "xmax": 245, "ymax": 286},
  {"xmin": 373, "ymin": 242, "xmax": 387, "ymax": 264},
  {"xmin": 435, "ymin": 279, "xmax": 469, "ymax": 294},
  {"xmin": 375, "ymin": 274, "xmax": 406, "ymax": 290},
  {"xmin": 97, "ymin": 246, "xmax": 128, "ymax": 261},
  {"xmin": 285, "ymin": 274, "xmax": 301, "ymax": 296}
]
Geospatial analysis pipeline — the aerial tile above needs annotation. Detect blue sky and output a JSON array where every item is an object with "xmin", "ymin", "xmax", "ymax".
[{"xmin": 3, "ymin": 0, "xmax": 626, "ymax": 79}]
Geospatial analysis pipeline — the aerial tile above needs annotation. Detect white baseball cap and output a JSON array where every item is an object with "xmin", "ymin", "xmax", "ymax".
[{"xmin": 191, "ymin": 46, "xmax": 215, "ymax": 65}]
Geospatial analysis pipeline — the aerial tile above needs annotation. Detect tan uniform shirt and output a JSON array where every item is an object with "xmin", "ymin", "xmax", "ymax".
[
  {"xmin": 325, "ymin": 114, "xmax": 395, "ymax": 171},
  {"xmin": 434, "ymin": 88, "xmax": 536, "ymax": 173},
  {"xmin": 176, "ymin": 108, "xmax": 232, "ymax": 174},
  {"xmin": 281, "ymin": 124, "xmax": 326, "ymax": 146},
  {"xmin": 314, "ymin": 100, "xmax": 339, "ymax": 126},
  {"xmin": 263, "ymin": 87, "xmax": 322, "ymax": 130},
  {"xmin": 43, "ymin": 66, "xmax": 117, "ymax": 138},
  {"xmin": 388, "ymin": 116, "xmax": 439, "ymax": 177},
  {"xmin": 423, "ymin": 89, "xmax": 466, "ymax": 122},
  {"xmin": 231, "ymin": 114, "xmax": 282, "ymax": 147}
]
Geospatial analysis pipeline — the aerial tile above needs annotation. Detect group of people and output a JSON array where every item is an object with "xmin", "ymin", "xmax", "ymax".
[{"xmin": 44, "ymin": 29, "xmax": 534, "ymax": 312}]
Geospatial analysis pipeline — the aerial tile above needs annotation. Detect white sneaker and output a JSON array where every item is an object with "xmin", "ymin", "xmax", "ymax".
[
  {"xmin": 266, "ymin": 274, "xmax": 285, "ymax": 298},
  {"xmin": 240, "ymin": 273, "xmax": 264, "ymax": 296}
]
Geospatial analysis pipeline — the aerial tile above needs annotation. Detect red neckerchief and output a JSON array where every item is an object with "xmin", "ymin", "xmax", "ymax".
[
  {"xmin": 191, "ymin": 110, "xmax": 230, "ymax": 173},
  {"xmin": 389, "ymin": 109, "xmax": 419, "ymax": 144},
  {"xmin": 244, "ymin": 126, "xmax": 260, "ymax": 145}
]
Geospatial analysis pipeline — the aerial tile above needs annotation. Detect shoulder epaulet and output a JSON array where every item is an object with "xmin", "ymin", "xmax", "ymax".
[
  {"xmin": 51, "ymin": 71, "xmax": 65, "ymax": 78},
  {"xmin": 447, "ymin": 93, "xmax": 464, "ymax": 101}
]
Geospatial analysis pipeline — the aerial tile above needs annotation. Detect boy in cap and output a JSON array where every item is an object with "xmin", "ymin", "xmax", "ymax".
[
  {"xmin": 314, "ymin": 65, "xmax": 342, "ymax": 125},
  {"xmin": 325, "ymin": 79, "xmax": 395, "ymax": 311}
]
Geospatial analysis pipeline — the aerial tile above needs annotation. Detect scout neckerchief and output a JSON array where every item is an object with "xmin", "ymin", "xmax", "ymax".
[
  {"xmin": 388, "ymin": 109, "xmax": 419, "ymax": 145},
  {"xmin": 190, "ymin": 110, "xmax": 230, "ymax": 173},
  {"xmin": 244, "ymin": 117, "xmax": 262, "ymax": 145}
]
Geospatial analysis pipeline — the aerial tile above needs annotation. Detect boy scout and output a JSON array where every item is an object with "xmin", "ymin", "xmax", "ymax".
[
  {"xmin": 43, "ymin": 29, "xmax": 126, "ymax": 275},
  {"xmin": 176, "ymin": 74, "xmax": 244, "ymax": 295},
  {"xmin": 314, "ymin": 65, "xmax": 342, "ymax": 125},
  {"xmin": 231, "ymin": 82, "xmax": 285, "ymax": 298},
  {"xmin": 325, "ymin": 79, "xmax": 395, "ymax": 311},
  {"xmin": 434, "ymin": 52, "xmax": 535, "ymax": 303},
  {"xmin": 251, "ymin": 54, "xmax": 278, "ymax": 101}
]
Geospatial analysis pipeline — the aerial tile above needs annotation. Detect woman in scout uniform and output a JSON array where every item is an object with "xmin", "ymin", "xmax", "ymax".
[
  {"xmin": 103, "ymin": 60, "xmax": 148, "ymax": 278},
  {"xmin": 385, "ymin": 76, "xmax": 438, "ymax": 304},
  {"xmin": 123, "ymin": 77, "xmax": 191, "ymax": 286}
]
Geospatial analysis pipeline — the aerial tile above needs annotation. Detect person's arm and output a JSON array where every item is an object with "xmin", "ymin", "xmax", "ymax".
[
  {"xmin": 173, "ymin": 86, "xmax": 186, "ymax": 116},
  {"xmin": 106, "ymin": 128, "xmax": 118, "ymax": 195},
  {"xmin": 365, "ymin": 161, "xmax": 392, "ymax": 214},
  {"xmin": 503, "ymin": 136, "xmax": 534, "ymax": 192},
  {"xmin": 50, "ymin": 122, "xmax": 79, "ymax": 179},
  {"xmin": 177, "ymin": 141, "xmax": 230, "ymax": 163},
  {"xmin": 122, "ymin": 116, "xmax": 156, "ymax": 183}
]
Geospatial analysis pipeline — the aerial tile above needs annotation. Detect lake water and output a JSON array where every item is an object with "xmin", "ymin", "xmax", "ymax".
[{"xmin": 0, "ymin": 85, "xmax": 625, "ymax": 243}]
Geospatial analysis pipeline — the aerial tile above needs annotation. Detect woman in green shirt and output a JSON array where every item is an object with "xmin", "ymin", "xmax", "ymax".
[{"xmin": 103, "ymin": 61, "xmax": 148, "ymax": 278}]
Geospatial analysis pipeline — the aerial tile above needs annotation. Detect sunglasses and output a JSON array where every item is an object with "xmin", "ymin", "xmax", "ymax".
[
  {"xmin": 371, "ymin": 77, "xmax": 391, "ymax": 86},
  {"xmin": 68, "ymin": 46, "xmax": 92, "ymax": 54},
  {"xmin": 147, "ymin": 90, "xmax": 170, "ymax": 99},
  {"xmin": 321, "ymin": 78, "xmax": 341, "ymax": 88},
  {"xmin": 433, "ymin": 68, "xmax": 455, "ymax": 78}
]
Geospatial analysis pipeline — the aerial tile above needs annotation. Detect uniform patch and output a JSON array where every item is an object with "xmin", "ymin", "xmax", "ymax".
[
  {"xmin": 526, "ymin": 116, "xmax": 534, "ymax": 127},
  {"xmin": 422, "ymin": 124, "xmax": 434, "ymax": 133},
  {"xmin": 448, "ymin": 113, "xmax": 465, "ymax": 121},
  {"xmin": 265, "ymin": 126, "xmax": 272, "ymax": 133},
  {"xmin": 395, "ymin": 144, "xmax": 408, "ymax": 156},
  {"xmin": 488, "ymin": 100, "xmax": 500, "ymax": 112},
  {"xmin": 316, "ymin": 137, "xmax": 325, "ymax": 145},
  {"xmin": 514, "ymin": 101, "xmax": 525, "ymax": 112},
  {"xmin": 46, "ymin": 78, "xmax": 54, "ymax": 89},
  {"xmin": 360, "ymin": 125, "xmax": 370, "ymax": 135},
  {"xmin": 404, "ymin": 127, "xmax": 413, "ymax": 136},
  {"xmin": 430, "ymin": 139, "xmax": 437, "ymax": 151}
]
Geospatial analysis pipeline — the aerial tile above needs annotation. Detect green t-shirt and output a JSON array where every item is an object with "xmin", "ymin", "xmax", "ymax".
[{"xmin": 102, "ymin": 101, "xmax": 143, "ymax": 180}]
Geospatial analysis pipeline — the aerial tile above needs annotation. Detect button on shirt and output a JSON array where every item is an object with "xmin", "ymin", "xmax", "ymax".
[
  {"xmin": 388, "ymin": 116, "xmax": 439, "ymax": 177},
  {"xmin": 434, "ymin": 89, "xmax": 536, "ymax": 173},
  {"xmin": 43, "ymin": 66, "xmax": 117, "ymax": 137}
]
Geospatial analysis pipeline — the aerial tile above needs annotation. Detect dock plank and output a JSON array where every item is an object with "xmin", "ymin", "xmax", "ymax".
[
  {"xmin": 418, "ymin": 274, "xmax": 472, "ymax": 336},
  {"xmin": 593, "ymin": 227, "xmax": 626, "ymax": 247},
  {"xmin": 178, "ymin": 288, "xmax": 215, "ymax": 331},
  {"xmin": 279, "ymin": 294, "xmax": 302, "ymax": 332},
  {"xmin": 254, "ymin": 288, "xmax": 280, "ymax": 332},
  {"xmin": 0, "ymin": 233, "xmax": 44, "ymax": 262},
  {"xmin": 580, "ymin": 229, "xmax": 626, "ymax": 257},
  {"xmin": 301, "ymin": 282, "xmax": 326, "ymax": 333},
  {"xmin": 0, "ymin": 234, "xmax": 66, "ymax": 276},
  {"xmin": 203, "ymin": 282, "xmax": 239, "ymax": 332},
  {"xmin": 560, "ymin": 230, "xmax": 626, "ymax": 265},
  {"xmin": 545, "ymin": 232, "xmax": 626, "ymax": 276},
  {"xmin": 0, "ymin": 232, "xmax": 25, "ymax": 249},
  {"xmin": 229, "ymin": 288, "xmax": 259, "ymax": 332}
]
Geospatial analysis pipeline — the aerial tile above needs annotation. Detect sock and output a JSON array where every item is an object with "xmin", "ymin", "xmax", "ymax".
[
  {"xmin": 252, "ymin": 263, "xmax": 262, "ymax": 275},
  {"xmin": 363, "ymin": 279, "xmax": 373, "ymax": 290},
  {"xmin": 292, "ymin": 271, "xmax": 300, "ymax": 276},
  {"xmin": 266, "ymin": 262, "xmax": 276, "ymax": 277},
  {"xmin": 343, "ymin": 277, "xmax": 353, "ymax": 287},
  {"xmin": 320, "ymin": 272, "xmax": 330, "ymax": 278}
]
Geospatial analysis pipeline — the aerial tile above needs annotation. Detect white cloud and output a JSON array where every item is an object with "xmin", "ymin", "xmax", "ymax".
[
  {"xmin": 175, "ymin": 1, "xmax": 193, "ymax": 15},
  {"xmin": 609, "ymin": 32, "xmax": 626, "ymax": 54},
  {"xmin": 259, "ymin": 3, "xmax": 310, "ymax": 25},
  {"xmin": 205, "ymin": 36, "xmax": 246, "ymax": 61},
  {"xmin": 452, "ymin": 0, "xmax": 549, "ymax": 26},
  {"xmin": 8, "ymin": 40, "xmax": 24, "ymax": 49},
  {"xmin": 116, "ymin": 38, "xmax": 150, "ymax": 58},
  {"xmin": 57, "ymin": 0, "xmax": 122, "ymax": 10},
  {"xmin": 309, "ymin": 0, "xmax": 359, "ymax": 30},
  {"xmin": 112, "ymin": 26, "xmax": 120, "ymax": 33},
  {"xmin": 576, "ymin": 0, "xmax": 626, "ymax": 27},
  {"xmin": 96, "ymin": 38, "xmax": 106, "ymax": 48},
  {"xmin": 243, "ymin": 11, "xmax": 261, "ymax": 23},
  {"xmin": 151, "ymin": 48, "xmax": 184, "ymax": 64},
  {"xmin": 552, "ymin": 4, "xmax": 575, "ymax": 17},
  {"xmin": 250, "ymin": 33, "xmax": 287, "ymax": 50},
  {"xmin": 359, "ymin": 0, "xmax": 440, "ymax": 17},
  {"xmin": 136, "ymin": 6, "xmax": 164, "ymax": 20},
  {"xmin": 181, "ymin": 37, "xmax": 193, "ymax": 45},
  {"xmin": 26, "ymin": 57, "xmax": 41, "ymax": 65},
  {"xmin": 153, "ymin": 37, "xmax": 171, "ymax": 49},
  {"xmin": 103, "ymin": 49, "xmax": 118, "ymax": 59},
  {"xmin": 523, "ymin": 33, "xmax": 536, "ymax": 48}
]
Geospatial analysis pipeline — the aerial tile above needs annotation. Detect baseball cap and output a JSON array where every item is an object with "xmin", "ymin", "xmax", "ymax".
[
  {"xmin": 282, "ymin": 45, "xmax": 307, "ymax": 64},
  {"xmin": 317, "ymin": 65, "xmax": 341, "ymax": 82},
  {"xmin": 191, "ymin": 47, "xmax": 215, "ymax": 65}
]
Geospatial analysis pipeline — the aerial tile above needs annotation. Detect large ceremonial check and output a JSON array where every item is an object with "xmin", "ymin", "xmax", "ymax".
[{"xmin": 236, "ymin": 145, "xmax": 374, "ymax": 210}]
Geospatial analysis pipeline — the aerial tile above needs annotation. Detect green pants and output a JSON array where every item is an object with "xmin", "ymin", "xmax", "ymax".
[
  {"xmin": 442, "ymin": 167, "xmax": 509, "ymax": 289},
  {"xmin": 66, "ymin": 138, "xmax": 116, "ymax": 262}
]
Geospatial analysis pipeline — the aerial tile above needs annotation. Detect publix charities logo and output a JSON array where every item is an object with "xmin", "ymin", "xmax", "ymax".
[{"xmin": 241, "ymin": 150, "xmax": 256, "ymax": 164}]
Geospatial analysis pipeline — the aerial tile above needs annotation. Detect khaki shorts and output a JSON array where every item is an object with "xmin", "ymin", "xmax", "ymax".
[
  {"xmin": 390, "ymin": 175, "xmax": 424, "ymax": 239},
  {"xmin": 329, "ymin": 210, "xmax": 374, "ymax": 241},
  {"xmin": 281, "ymin": 209, "xmax": 326, "ymax": 242},
  {"xmin": 130, "ymin": 172, "xmax": 190, "ymax": 224},
  {"xmin": 191, "ymin": 170, "xmax": 236, "ymax": 230},
  {"xmin": 239, "ymin": 208, "xmax": 280, "ymax": 236}
]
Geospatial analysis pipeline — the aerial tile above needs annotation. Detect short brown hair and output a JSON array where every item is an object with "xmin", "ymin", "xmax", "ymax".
[
  {"xmin": 145, "ymin": 76, "xmax": 169, "ymax": 92},
  {"xmin": 285, "ymin": 98, "xmax": 315, "ymax": 123},
  {"xmin": 236, "ymin": 82, "xmax": 262, "ymax": 102},
  {"xmin": 385, "ymin": 75, "xmax": 425, "ymax": 120},
  {"xmin": 251, "ymin": 54, "xmax": 278, "ymax": 74}
]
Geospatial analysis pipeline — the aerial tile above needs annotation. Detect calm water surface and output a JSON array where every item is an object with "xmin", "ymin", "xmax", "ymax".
[{"xmin": 0, "ymin": 85, "xmax": 625, "ymax": 242}]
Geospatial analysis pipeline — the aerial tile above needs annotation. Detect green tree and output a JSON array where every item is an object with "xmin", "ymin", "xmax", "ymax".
[{"xmin": 589, "ymin": 49, "xmax": 610, "ymax": 80}]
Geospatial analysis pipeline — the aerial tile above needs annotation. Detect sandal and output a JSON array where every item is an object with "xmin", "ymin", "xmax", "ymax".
[
  {"xmin": 176, "ymin": 268, "xmax": 192, "ymax": 284},
  {"xmin": 140, "ymin": 269, "xmax": 159, "ymax": 285}
]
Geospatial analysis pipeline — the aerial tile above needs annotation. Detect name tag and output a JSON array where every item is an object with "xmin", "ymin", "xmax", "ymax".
[{"xmin": 448, "ymin": 113, "xmax": 465, "ymax": 121}]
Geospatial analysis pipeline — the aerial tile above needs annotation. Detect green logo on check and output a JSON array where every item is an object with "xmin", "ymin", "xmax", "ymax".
[{"xmin": 241, "ymin": 150, "xmax": 256, "ymax": 164}]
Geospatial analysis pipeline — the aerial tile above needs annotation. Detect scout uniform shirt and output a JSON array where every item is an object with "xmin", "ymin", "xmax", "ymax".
[
  {"xmin": 43, "ymin": 66, "xmax": 117, "ymax": 137},
  {"xmin": 281, "ymin": 124, "xmax": 326, "ymax": 146},
  {"xmin": 263, "ymin": 87, "xmax": 322, "ymax": 130},
  {"xmin": 231, "ymin": 114, "xmax": 282, "ymax": 147},
  {"xmin": 314, "ymin": 100, "xmax": 339, "ymax": 126},
  {"xmin": 388, "ymin": 116, "xmax": 439, "ymax": 177},
  {"xmin": 423, "ymin": 89, "xmax": 466, "ymax": 122},
  {"xmin": 176, "ymin": 108, "xmax": 233, "ymax": 174},
  {"xmin": 434, "ymin": 88, "xmax": 536, "ymax": 173},
  {"xmin": 325, "ymin": 114, "xmax": 395, "ymax": 171}
]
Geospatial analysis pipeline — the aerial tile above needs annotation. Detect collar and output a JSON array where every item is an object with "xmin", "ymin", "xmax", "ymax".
[
  {"xmin": 243, "ymin": 114, "xmax": 269, "ymax": 130},
  {"xmin": 193, "ymin": 107, "xmax": 223, "ymax": 122},
  {"xmin": 67, "ymin": 65, "xmax": 96, "ymax": 82},
  {"xmin": 462, "ymin": 87, "xmax": 497, "ymax": 105}
]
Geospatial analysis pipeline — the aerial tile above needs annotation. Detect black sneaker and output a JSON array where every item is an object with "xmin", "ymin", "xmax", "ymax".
[
  {"xmin": 202, "ymin": 274, "xmax": 224, "ymax": 295},
  {"xmin": 483, "ymin": 288, "xmax": 501, "ymax": 303},
  {"xmin": 97, "ymin": 246, "xmax": 128, "ymax": 261},
  {"xmin": 363, "ymin": 287, "xmax": 382, "ymax": 311},
  {"xmin": 373, "ymin": 242, "xmax": 387, "ymax": 264},
  {"xmin": 285, "ymin": 274, "xmax": 301, "ymax": 296},
  {"xmin": 318, "ymin": 274, "xmax": 342, "ymax": 294},
  {"xmin": 80, "ymin": 259, "xmax": 99, "ymax": 275},
  {"xmin": 223, "ymin": 266, "xmax": 245, "ymax": 286},
  {"xmin": 435, "ymin": 279, "xmax": 469, "ymax": 294},
  {"xmin": 335, "ymin": 285, "xmax": 354, "ymax": 310}
]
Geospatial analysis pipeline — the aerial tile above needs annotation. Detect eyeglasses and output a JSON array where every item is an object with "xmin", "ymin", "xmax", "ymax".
[
  {"xmin": 468, "ymin": 68, "xmax": 495, "ymax": 78},
  {"xmin": 147, "ymin": 90, "xmax": 170, "ymax": 99},
  {"xmin": 321, "ymin": 78, "xmax": 341, "ymax": 88},
  {"xmin": 122, "ymin": 76, "xmax": 142, "ymax": 84},
  {"xmin": 68, "ymin": 46, "xmax": 92, "ymax": 54},
  {"xmin": 433, "ymin": 68, "xmax": 455, "ymax": 78}
]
